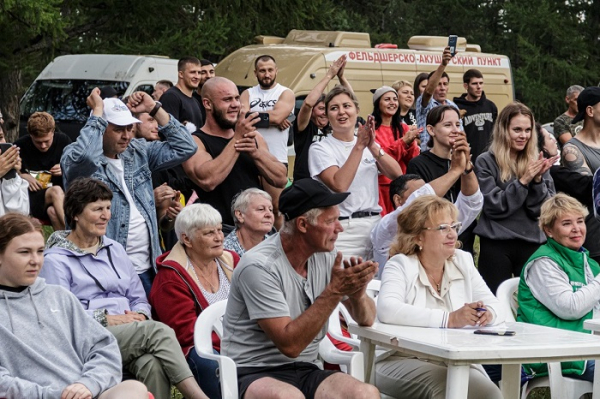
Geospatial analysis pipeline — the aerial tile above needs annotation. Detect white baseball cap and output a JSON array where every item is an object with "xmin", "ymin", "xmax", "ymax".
[{"xmin": 102, "ymin": 98, "xmax": 141, "ymax": 126}]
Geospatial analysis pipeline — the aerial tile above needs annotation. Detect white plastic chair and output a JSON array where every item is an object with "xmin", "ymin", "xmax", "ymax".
[
  {"xmin": 194, "ymin": 299, "xmax": 366, "ymax": 399},
  {"xmin": 496, "ymin": 277, "xmax": 592, "ymax": 399},
  {"xmin": 328, "ymin": 279, "xmax": 382, "ymax": 348},
  {"xmin": 193, "ymin": 300, "xmax": 238, "ymax": 399},
  {"xmin": 326, "ymin": 279, "xmax": 394, "ymax": 399},
  {"xmin": 366, "ymin": 279, "xmax": 381, "ymax": 299}
]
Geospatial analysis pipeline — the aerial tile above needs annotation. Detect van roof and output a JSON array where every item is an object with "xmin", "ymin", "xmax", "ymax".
[
  {"xmin": 37, "ymin": 54, "xmax": 175, "ymax": 81},
  {"xmin": 216, "ymin": 42, "xmax": 511, "ymax": 92},
  {"xmin": 217, "ymin": 46, "xmax": 325, "ymax": 90}
]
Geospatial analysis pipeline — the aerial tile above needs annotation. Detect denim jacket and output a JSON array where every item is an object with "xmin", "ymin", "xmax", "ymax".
[{"xmin": 61, "ymin": 115, "xmax": 197, "ymax": 269}]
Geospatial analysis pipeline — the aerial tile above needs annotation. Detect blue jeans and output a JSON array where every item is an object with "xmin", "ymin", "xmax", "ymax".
[
  {"xmin": 138, "ymin": 268, "xmax": 156, "ymax": 297},
  {"xmin": 571, "ymin": 360, "xmax": 595, "ymax": 382},
  {"xmin": 187, "ymin": 347, "xmax": 221, "ymax": 399}
]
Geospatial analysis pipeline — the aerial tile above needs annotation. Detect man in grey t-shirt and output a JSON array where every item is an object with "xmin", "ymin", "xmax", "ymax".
[
  {"xmin": 553, "ymin": 85, "xmax": 584, "ymax": 147},
  {"xmin": 222, "ymin": 178, "xmax": 379, "ymax": 399}
]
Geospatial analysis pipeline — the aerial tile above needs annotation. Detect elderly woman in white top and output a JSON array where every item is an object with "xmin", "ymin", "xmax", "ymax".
[
  {"xmin": 223, "ymin": 188, "xmax": 274, "ymax": 256},
  {"xmin": 308, "ymin": 85, "xmax": 402, "ymax": 259},
  {"xmin": 376, "ymin": 195, "xmax": 503, "ymax": 399}
]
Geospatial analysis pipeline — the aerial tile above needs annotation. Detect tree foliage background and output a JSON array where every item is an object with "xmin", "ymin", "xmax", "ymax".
[{"xmin": 1, "ymin": 0, "xmax": 599, "ymax": 140}]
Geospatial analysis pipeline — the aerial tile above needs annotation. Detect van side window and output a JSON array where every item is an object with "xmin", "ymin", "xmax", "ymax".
[{"xmin": 135, "ymin": 84, "xmax": 154, "ymax": 96}]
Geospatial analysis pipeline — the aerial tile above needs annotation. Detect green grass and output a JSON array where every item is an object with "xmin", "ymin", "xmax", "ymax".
[
  {"xmin": 171, "ymin": 387, "xmax": 183, "ymax": 399},
  {"xmin": 42, "ymin": 225, "xmax": 54, "ymax": 242},
  {"xmin": 528, "ymin": 387, "xmax": 550, "ymax": 399}
]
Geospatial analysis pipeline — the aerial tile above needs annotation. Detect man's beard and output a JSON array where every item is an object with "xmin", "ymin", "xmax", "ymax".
[
  {"xmin": 259, "ymin": 75, "xmax": 276, "ymax": 89},
  {"xmin": 213, "ymin": 107, "xmax": 237, "ymax": 130}
]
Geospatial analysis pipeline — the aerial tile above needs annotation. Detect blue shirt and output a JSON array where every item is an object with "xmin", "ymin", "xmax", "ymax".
[{"xmin": 61, "ymin": 115, "xmax": 197, "ymax": 270}]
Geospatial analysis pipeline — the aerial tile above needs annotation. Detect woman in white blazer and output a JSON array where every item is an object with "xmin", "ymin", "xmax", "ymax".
[{"xmin": 376, "ymin": 195, "xmax": 504, "ymax": 399}]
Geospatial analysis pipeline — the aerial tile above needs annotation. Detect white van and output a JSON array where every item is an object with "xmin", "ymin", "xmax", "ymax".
[{"xmin": 19, "ymin": 54, "xmax": 178, "ymax": 139}]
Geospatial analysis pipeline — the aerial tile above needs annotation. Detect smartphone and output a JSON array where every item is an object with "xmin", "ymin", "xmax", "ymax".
[
  {"xmin": 474, "ymin": 330, "xmax": 516, "ymax": 336},
  {"xmin": 448, "ymin": 35, "xmax": 458, "ymax": 57},
  {"xmin": 245, "ymin": 112, "xmax": 270, "ymax": 128},
  {"xmin": 0, "ymin": 143, "xmax": 17, "ymax": 180}
]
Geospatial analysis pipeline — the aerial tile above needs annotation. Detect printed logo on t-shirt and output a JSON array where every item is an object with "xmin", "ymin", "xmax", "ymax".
[
  {"xmin": 250, "ymin": 99, "xmax": 277, "ymax": 109},
  {"xmin": 311, "ymin": 128, "xmax": 331, "ymax": 143}
]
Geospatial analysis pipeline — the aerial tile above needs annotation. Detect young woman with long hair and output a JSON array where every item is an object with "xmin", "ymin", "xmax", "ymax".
[
  {"xmin": 474, "ymin": 102, "xmax": 558, "ymax": 293},
  {"xmin": 372, "ymin": 86, "xmax": 420, "ymax": 214}
]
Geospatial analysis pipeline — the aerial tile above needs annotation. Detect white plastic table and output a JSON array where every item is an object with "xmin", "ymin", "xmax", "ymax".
[
  {"xmin": 349, "ymin": 321, "xmax": 600, "ymax": 399},
  {"xmin": 584, "ymin": 318, "xmax": 600, "ymax": 334}
]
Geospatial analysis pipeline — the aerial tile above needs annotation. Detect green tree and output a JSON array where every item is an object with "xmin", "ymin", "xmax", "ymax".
[
  {"xmin": 0, "ymin": 0, "xmax": 351, "ymax": 140},
  {"xmin": 0, "ymin": 0, "xmax": 65, "ymax": 140},
  {"xmin": 2, "ymin": 0, "xmax": 599, "ymax": 139}
]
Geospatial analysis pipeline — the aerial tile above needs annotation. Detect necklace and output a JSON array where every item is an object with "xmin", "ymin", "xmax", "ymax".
[
  {"xmin": 419, "ymin": 258, "xmax": 444, "ymax": 294},
  {"xmin": 427, "ymin": 271, "xmax": 443, "ymax": 294},
  {"xmin": 188, "ymin": 259, "xmax": 218, "ymax": 293}
]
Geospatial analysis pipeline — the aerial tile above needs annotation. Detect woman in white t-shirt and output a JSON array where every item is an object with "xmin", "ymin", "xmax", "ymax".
[{"xmin": 308, "ymin": 85, "xmax": 402, "ymax": 259}]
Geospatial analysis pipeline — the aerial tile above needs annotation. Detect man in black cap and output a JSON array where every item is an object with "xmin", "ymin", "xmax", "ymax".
[{"xmin": 222, "ymin": 178, "xmax": 380, "ymax": 399}]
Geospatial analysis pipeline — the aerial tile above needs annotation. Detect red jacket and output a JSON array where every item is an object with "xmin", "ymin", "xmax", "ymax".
[
  {"xmin": 375, "ymin": 123, "xmax": 420, "ymax": 215},
  {"xmin": 149, "ymin": 242, "xmax": 239, "ymax": 356}
]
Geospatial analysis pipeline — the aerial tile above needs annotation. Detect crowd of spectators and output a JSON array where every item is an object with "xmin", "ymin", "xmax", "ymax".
[{"xmin": 1, "ymin": 48, "xmax": 600, "ymax": 399}]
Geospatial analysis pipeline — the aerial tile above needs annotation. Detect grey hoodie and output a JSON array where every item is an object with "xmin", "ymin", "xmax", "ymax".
[{"xmin": 0, "ymin": 279, "xmax": 122, "ymax": 399}]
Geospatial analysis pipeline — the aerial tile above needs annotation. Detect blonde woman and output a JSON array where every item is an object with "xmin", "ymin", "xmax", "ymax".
[
  {"xmin": 377, "ymin": 195, "xmax": 503, "ymax": 399},
  {"xmin": 474, "ymin": 102, "xmax": 558, "ymax": 293},
  {"xmin": 518, "ymin": 194, "xmax": 598, "ymax": 381},
  {"xmin": 392, "ymin": 80, "xmax": 417, "ymax": 127}
]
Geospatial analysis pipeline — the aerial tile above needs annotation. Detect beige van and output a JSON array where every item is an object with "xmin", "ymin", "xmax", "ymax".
[
  {"xmin": 216, "ymin": 30, "xmax": 514, "ymax": 173},
  {"xmin": 216, "ymin": 30, "xmax": 514, "ymax": 117}
]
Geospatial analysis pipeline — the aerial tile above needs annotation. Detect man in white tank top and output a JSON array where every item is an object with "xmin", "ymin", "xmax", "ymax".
[{"xmin": 241, "ymin": 55, "xmax": 295, "ymax": 230}]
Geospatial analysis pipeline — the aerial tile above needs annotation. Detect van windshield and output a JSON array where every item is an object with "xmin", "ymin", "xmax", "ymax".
[{"xmin": 20, "ymin": 80, "xmax": 129, "ymax": 122}]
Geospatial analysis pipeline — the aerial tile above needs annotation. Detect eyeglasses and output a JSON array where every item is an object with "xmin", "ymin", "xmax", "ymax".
[{"xmin": 424, "ymin": 222, "xmax": 462, "ymax": 234}]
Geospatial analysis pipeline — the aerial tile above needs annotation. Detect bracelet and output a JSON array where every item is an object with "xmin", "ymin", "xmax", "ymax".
[
  {"xmin": 463, "ymin": 161, "xmax": 474, "ymax": 175},
  {"xmin": 149, "ymin": 101, "xmax": 162, "ymax": 117}
]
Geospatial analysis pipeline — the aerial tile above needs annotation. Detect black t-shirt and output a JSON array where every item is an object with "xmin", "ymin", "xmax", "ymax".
[
  {"xmin": 192, "ymin": 130, "xmax": 261, "ymax": 226},
  {"xmin": 406, "ymin": 150, "xmax": 460, "ymax": 202},
  {"xmin": 400, "ymin": 109, "xmax": 417, "ymax": 127},
  {"xmin": 152, "ymin": 165, "xmax": 194, "ymax": 201},
  {"xmin": 193, "ymin": 91, "xmax": 206, "ymax": 123},
  {"xmin": 160, "ymin": 86, "xmax": 204, "ymax": 129},
  {"xmin": 15, "ymin": 132, "xmax": 71, "ymax": 188},
  {"xmin": 292, "ymin": 119, "xmax": 330, "ymax": 181}
]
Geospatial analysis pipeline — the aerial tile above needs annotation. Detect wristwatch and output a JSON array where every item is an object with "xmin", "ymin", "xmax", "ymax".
[
  {"xmin": 375, "ymin": 148, "xmax": 385, "ymax": 161},
  {"xmin": 149, "ymin": 101, "xmax": 162, "ymax": 117}
]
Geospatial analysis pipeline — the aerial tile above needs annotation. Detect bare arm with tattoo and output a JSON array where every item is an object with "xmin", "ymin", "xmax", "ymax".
[{"xmin": 562, "ymin": 143, "xmax": 591, "ymax": 175}]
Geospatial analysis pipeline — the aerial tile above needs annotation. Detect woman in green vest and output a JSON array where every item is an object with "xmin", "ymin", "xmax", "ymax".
[{"xmin": 518, "ymin": 193, "xmax": 600, "ymax": 381}]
